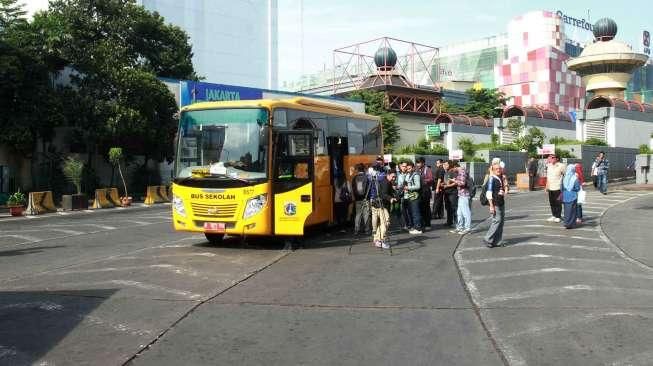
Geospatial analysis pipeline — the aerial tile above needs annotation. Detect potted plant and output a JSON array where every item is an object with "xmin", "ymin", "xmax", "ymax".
[
  {"xmin": 6, "ymin": 190, "xmax": 27, "ymax": 216},
  {"xmin": 108, "ymin": 147, "xmax": 132, "ymax": 207},
  {"xmin": 61, "ymin": 156, "xmax": 88, "ymax": 210}
]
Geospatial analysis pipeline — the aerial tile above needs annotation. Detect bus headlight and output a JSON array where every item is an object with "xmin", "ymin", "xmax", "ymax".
[
  {"xmin": 173, "ymin": 195, "xmax": 186, "ymax": 217},
  {"xmin": 243, "ymin": 194, "xmax": 267, "ymax": 219}
]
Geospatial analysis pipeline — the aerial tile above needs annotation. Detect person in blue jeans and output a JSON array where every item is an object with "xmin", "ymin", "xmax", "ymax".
[
  {"xmin": 403, "ymin": 161, "xmax": 422, "ymax": 234},
  {"xmin": 453, "ymin": 165, "xmax": 471, "ymax": 234},
  {"xmin": 591, "ymin": 151, "xmax": 609, "ymax": 195}
]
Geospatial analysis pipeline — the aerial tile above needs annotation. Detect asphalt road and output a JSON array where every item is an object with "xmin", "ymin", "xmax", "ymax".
[
  {"xmin": 2, "ymin": 189, "xmax": 651, "ymax": 366},
  {"xmin": 0, "ymin": 203, "xmax": 500, "ymax": 366},
  {"xmin": 457, "ymin": 189, "xmax": 653, "ymax": 366}
]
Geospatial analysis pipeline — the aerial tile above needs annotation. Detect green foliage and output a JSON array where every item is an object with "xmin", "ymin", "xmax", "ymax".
[
  {"xmin": 506, "ymin": 118, "xmax": 524, "ymax": 135},
  {"xmin": 0, "ymin": 0, "xmax": 26, "ymax": 29},
  {"xmin": 6, "ymin": 190, "xmax": 26, "ymax": 206},
  {"xmin": 348, "ymin": 90, "xmax": 399, "ymax": 152},
  {"xmin": 396, "ymin": 138, "xmax": 448, "ymax": 155},
  {"xmin": 462, "ymin": 88, "xmax": 509, "ymax": 118},
  {"xmin": 514, "ymin": 127, "xmax": 545, "ymax": 156},
  {"xmin": 584, "ymin": 137, "xmax": 608, "ymax": 146},
  {"xmin": 457, "ymin": 137, "xmax": 477, "ymax": 161},
  {"xmin": 549, "ymin": 136, "xmax": 583, "ymax": 145},
  {"xmin": 439, "ymin": 101, "xmax": 463, "ymax": 114},
  {"xmin": 108, "ymin": 147, "xmax": 123, "ymax": 166},
  {"xmin": 639, "ymin": 144, "xmax": 651, "ymax": 154},
  {"xmin": 555, "ymin": 148, "xmax": 574, "ymax": 158},
  {"xmin": 62, "ymin": 157, "xmax": 84, "ymax": 194},
  {"xmin": 490, "ymin": 133, "xmax": 499, "ymax": 146}
]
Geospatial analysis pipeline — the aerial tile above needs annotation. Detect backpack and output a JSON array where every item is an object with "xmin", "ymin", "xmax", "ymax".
[
  {"xmin": 466, "ymin": 172, "xmax": 477, "ymax": 199},
  {"xmin": 339, "ymin": 183, "xmax": 352, "ymax": 203},
  {"xmin": 352, "ymin": 173, "xmax": 369, "ymax": 200},
  {"xmin": 479, "ymin": 179, "xmax": 489, "ymax": 206}
]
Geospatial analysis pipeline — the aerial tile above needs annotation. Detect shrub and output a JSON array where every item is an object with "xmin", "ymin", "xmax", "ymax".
[
  {"xmin": 639, "ymin": 144, "xmax": 651, "ymax": 154},
  {"xmin": 555, "ymin": 148, "xmax": 574, "ymax": 158},
  {"xmin": 7, "ymin": 190, "xmax": 27, "ymax": 206},
  {"xmin": 62, "ymin": 157, "xmax": 84, "ymax": 195},
  {"xmin": 584, "ymin": 138, "xmax": 608, "ymax": 146}
]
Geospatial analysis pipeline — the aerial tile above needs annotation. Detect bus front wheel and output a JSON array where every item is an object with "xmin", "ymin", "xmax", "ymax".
[{"xmin": 205, "ymin": 233, "xmax": 225, "ymax": 244}]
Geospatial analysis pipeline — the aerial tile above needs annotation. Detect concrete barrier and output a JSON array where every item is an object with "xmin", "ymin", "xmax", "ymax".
[
  {"xmin": 144, "ymin": 185, "xmax": 170, "ymax": 205},
  {"xmin": 27, "ymin": 191, "xmax": 57, "ymax": 215},
  {"xmin": 92, "ymin": 188, "xmax": 114, "ymax": 209},
  {"xmin": 108, "ymin": 188, "xmax": 122, "ymax": 206}
]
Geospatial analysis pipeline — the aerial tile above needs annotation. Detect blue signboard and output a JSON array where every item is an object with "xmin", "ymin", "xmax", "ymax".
[{"xmin": 180, "ymin": 81, "xmax": 263, "ymax": 106}]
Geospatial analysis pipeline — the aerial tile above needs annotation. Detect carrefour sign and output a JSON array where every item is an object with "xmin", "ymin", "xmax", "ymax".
[
  {"xmin": 180, "ymin": 81, "xmax": 263, "ymax": 106},
  {"xmin": 556, "ymin": 11, "xmax": 593, "ymax": 31}
]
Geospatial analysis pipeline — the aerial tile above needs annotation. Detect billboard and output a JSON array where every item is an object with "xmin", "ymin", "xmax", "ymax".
[{"xmin": 180, "ymin": 81, "xmax": 263, "ymax": 107}]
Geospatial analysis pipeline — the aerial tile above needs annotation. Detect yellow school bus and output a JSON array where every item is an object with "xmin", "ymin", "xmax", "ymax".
[{"xmin": 171, "ymin": 97, "xmax": 382, "ymax": 243}]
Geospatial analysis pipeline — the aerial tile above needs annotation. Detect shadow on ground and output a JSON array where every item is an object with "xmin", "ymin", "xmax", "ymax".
[{"xmin": 0, "ymin": 289, "xmax": 117, "ymax": 365}]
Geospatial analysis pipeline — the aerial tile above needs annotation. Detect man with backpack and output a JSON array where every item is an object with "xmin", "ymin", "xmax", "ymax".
[
  {"xmin": 416, "ymin": 157, "xmax": 434, "ymax": 230},
  {"xmin": 351, "ymin": 164, "xmax": 371, "ymax": 235},
  {"xmin": 453, "ymin": 165, "xmax": 474, "ymax": 234}
]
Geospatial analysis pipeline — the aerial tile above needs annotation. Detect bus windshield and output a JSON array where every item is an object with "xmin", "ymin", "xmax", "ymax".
[{"xmin": 175, "ymin": 108, "xmax": 269, "ymax": 182}]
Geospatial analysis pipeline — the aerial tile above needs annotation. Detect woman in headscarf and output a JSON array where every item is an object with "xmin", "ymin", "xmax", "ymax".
[{"xmin": 561, "ymin": 164, "xmax": 581, "ymax": 229}]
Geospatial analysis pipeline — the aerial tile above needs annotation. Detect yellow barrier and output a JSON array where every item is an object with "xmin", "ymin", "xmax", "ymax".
[
  {"xmin": 144, "ymin": 185, "xmax": 170, "ymax": 205},
  {"xmin": 108, "ymin": 188, "xmax": 122, "ymax": 206},
  {"xmin": 92, "ymin": 188, "xmax": 114, "ymax": 209},
  {"xmin": 27, "ymin": 191, "xmax": 57, "ymax": 215}
]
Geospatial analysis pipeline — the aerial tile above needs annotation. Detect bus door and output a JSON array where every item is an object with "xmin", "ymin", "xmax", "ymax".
[{"xmin": 272, "ymin": 130, "xmax": 314, "ymax": 235}]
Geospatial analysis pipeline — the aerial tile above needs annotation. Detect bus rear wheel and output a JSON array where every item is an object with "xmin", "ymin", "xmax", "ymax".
[{"xmin": 205, "ymin": 233, "xmax": 225, "ymax": 244}]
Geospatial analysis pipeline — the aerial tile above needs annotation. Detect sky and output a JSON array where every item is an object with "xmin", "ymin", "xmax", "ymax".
[
  {"xmin": 278, "ymin": 0, "xmax": 652, "ymax": 84},
  {"xmin": 22, "ymin": 0, "xmax": 652, "ymax": 85}
]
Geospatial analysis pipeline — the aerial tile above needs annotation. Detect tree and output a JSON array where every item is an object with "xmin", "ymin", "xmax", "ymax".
[
  {"xmin": 347, "ymin": 90, "xmax": 400, "ymax": 152},
  {"xmin": 0, "ymin": 0, "xmax": 26, "ymax": 30},
  {"xmin": 462, "ymin": 88, "xmax": 509, "ymax": 118},
  {"xmin": 31, "ymin": 0, "xmax": 197, "ymax": 172},
  {"xmin": 108, "ymin": 147, "xmax": 128, "ymax": 198},
  {"xmin": 62, "ymin": 156, "xmax": 84, "ymax": 195}
]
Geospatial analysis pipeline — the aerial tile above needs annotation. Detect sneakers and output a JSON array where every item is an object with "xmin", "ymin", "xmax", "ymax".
[
  {"xmin": 381, "ymin": 241, "xmax": 390, "ymax": 249},
  {"xmin": 409, "ymin": 229, "xmax": 423, "ymax": 234},
  {"xmin": 554, "ymin": 217, "xmax": 561, "ymax": 223},
  {"xmin": 374, "ymin": 240, "xmax": 382, "ymax": 248},
  {"xmin": 459, "ymin": 229, "xmax": 471, "ymax": 235},
  {"xmin": 449, "ymin": 229, "xmax": 460, "ymax": 234},
  {"xmin": 576, "ymin": 218, "xmax": 582, "ymax": 225},
  {"xmin": 546, "ymin": 216, "xmax": 556, "ymax": 222}
]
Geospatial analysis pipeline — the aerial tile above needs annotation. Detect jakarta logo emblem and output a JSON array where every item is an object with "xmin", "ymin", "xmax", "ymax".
[{"xmin": 284, "ymin": 202, "xmax": 297, "ymax": 216}]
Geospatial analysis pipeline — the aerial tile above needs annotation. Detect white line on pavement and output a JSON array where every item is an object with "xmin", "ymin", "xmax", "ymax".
[
  {"xmin": 471, "ymin": 267, "xmax": 653, "ymax": 281},
  {"xmin": 0, "ymin": 234, "xmax": 40, "ymax": 243},
  {"xmin": 459, "ymin": 241, "xmax": 612, "ymax": 252},
  {"xmin": 0, "ymin": 301, "xmax": 63, "ymax": 311},
  {"xmin": 83, "ymin": 315, "xmax": 153, "ymax": 337},
  {"xmin": 460, "ymin": 254, "xmax": 624, "ymax": 265},
  {"xmin": 503, "ymin": 224, "xmax": 598, "ymax": 232},
  {"xmin": 483, "ymin": 284, "xmax": 653, "ymax": 305},
  {"xmin": 610, "ymin": 350, "xmax": 653, "ymax": 366},
  {"xmin": 52, "ymin": 264, "xmax": 202, "ymax": 277}
]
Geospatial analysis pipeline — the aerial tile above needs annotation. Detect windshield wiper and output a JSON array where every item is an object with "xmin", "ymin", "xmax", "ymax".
[{"xmin": 208, "ymin": 173, "xmax": 250, "ymax": 184}]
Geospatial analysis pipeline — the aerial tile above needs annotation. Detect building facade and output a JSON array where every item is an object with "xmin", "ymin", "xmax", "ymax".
[{"xmin": 138, "ymin": 0, "xmax": 278, "ymax": 89}]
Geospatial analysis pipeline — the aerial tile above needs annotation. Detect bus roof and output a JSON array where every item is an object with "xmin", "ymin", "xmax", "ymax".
[{"xmin": 180, "ymin": 97, "xmax": 379, "ymax": 121}]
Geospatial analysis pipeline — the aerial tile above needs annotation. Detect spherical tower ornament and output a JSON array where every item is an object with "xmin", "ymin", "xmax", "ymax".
[
  {"xmin": 593, "ymin": 18, "xmax": 618, "ymax": 41},
  {"xmin": 374, "ymin": 46, "xmax": 397, "ymax": 71}
]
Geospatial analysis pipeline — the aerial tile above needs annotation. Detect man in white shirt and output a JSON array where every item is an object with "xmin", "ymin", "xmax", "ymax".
[{"xmin": 545, "ymin": 155, "xmax": 566, "ymax": 223}]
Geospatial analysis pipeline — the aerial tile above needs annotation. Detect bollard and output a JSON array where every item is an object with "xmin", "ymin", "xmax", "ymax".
[
  {"xmin": 108, "ymin": 188, "xmax": 122, "ymax": 206},
  {"xmin": 92, "ymin": 189, "xmax": 114, "ymax": 209},
  {"xmin": 27, "ymin": 191, "xmax": 57, "ymax": 215}
]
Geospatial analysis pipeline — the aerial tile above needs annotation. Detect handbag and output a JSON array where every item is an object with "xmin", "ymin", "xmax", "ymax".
[{"xmin": 578, "ymin": 189, "xmax": 586, "ymax": 204}]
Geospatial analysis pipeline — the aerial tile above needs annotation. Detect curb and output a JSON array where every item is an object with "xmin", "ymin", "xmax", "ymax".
[
  {"xmin": 597, "ymin": 192, "xmax": 653, "ymax": 273},
  {"xmin": 0, "ymin": 203, "xmax": 171, "ymax": 222}
]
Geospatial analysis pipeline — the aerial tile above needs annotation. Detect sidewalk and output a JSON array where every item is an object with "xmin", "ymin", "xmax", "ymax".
[
  {"xmin": 0, "ymin": 202, "xmax": 170, "ymax": 221},
  {"xmin": 601, "ymin": 192, "xmax": 653, "ymax": 267}
]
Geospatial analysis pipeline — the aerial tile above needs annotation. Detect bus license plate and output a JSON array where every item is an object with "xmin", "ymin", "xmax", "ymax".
[{"xmin": 204, "ymin": 222, "xmax": 225, "ymax": 233}]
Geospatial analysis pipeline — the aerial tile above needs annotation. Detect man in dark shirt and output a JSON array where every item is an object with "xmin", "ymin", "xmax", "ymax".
[
  {"xmin": 432, "ymin": 159, "xmax": 445, "ymax": 219},
  {"xmin": 527, "ymin": 157, "xmax": 538, "ymax": 191},
  {"xmin": 442, "ymin": 160, "xmax": 459, "ymax": 227},
  {"xmin": 484, "ymin": 162, "xmax": 506, "ymax": 248},
  {"xmin": 371, "ymin": 170, "xmax": 397, "ymax": 249}
]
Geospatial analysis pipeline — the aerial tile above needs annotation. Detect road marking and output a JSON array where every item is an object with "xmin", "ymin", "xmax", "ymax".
[
  {"xmin": 0, "ymin": 345, "xmax": 17, "ymax": 358},
  {"xmin": 460, "ymin": 241, "xmax": 612, "ymax": 252},
  {"xmin": 506, "ymin": 311, "xmax": 651, "ymax": 338},
  {"xmin": 484, "ymin": 284, "xmax": 653, "ymax": 305},
  {"xmin": 52, "ymin": 264, "xmax": 202, "ymax": 277},
  {"xmin": 611, "ymin": 350, "xmax": 653, "ymax": 366},
  {"xmin": 84, "ymin": 315, "xmax": 152, "ymax": 336},
  {"xmin": 0, "ymin": 234, "xmax": 40, "ymax": 243},
  {"xmin": 471, "ymin": 267, "xmax": 653, "ymax": 281},
  {"xmin": 503, "ymin": 224, "xmax": 597, "ymax": 232},
  {"xmin": 0, "ymin": 301, "xmax": 63, "ymax": 311},
  {"xmin": 460, "ymin": 254, "xmax": 623, "ymax": 265},
  {"xmin": 467, "ymin": 232, "xmax": 604, "ymax": 242},
  {"xmin": 108, "ymin": 280, "xmax": 203, "ymax": 299}
]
